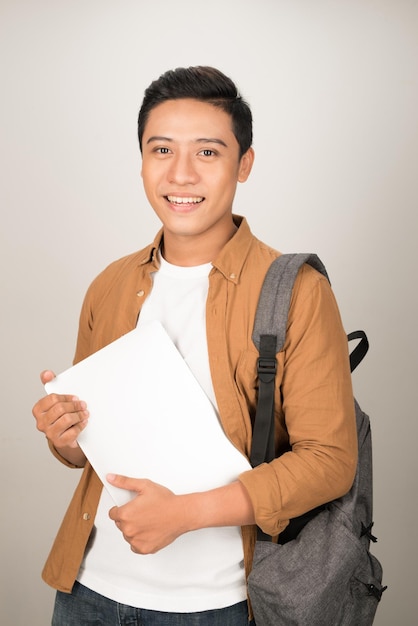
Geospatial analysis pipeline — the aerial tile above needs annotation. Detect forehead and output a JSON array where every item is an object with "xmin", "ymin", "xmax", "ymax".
[{"xmin": 143, "ymin": 98, "xmax": 236, "ymax": 144}]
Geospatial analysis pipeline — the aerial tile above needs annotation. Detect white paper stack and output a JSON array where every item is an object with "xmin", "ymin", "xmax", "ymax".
[{"xmin": 45, "ymin": 320, "xmax": 251, "ymax": 505}]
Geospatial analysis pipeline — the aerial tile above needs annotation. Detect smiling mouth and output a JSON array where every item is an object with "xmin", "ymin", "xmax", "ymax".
[{"xmin": 166, "ymin": 195, "xmax": 204, "ymax": 205}]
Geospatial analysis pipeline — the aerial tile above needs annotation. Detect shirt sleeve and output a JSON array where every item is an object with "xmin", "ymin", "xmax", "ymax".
[{"xmin": 239, "ymin": 265, "xmax": 358, "ymax": 536}]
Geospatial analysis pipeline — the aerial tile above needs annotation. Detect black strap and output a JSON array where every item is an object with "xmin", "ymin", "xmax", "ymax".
[
  {"xmin": 348, "ymin": 330, "xmax": 369, "ymax": 373},
  {"xmin": 251, "ymin": 330, "xmax": 368, "ymax": 469},
  {"xmin": 251, "ymin": 329, "xmax": 368, "ymax": 543},
  {"xmin": 250, "ymin": 334, "xmax": 277, "ymax": 468}
]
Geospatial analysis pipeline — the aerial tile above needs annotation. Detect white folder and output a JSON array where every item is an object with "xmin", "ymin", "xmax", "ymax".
[{"xmin": 45, "ymin": 320, "xmax": 251, "ymax": 505}]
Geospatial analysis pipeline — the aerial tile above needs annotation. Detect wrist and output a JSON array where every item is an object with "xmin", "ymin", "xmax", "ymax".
[{"xmin": 50, "ymin": 440, "xmax": 87, "ymax": 468}]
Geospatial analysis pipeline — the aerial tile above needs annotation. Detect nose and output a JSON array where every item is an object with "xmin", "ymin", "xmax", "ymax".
[{"xmin": 167, "ymin": 152, "xmax": 199, "ymax": 185}]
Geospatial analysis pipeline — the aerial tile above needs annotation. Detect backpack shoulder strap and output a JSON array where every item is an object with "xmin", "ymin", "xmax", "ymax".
[
  {"xmin": 252, "ymin": 253, "xmax": 329, "ymax": 353},
  {"xmin": 250, "ymin": 253, "xmax": 329, "ymax": 467}
]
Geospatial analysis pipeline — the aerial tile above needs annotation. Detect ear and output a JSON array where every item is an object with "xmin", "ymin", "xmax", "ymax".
[{"xmin": 237, "ymin": 147, "xmax": 255, "ymax": 183}]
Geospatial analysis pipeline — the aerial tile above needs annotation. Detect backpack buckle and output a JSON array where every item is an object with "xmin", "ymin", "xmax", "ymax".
[{"xmin": 257, "ymin": 356, "xmax": 277, "ymax": 380}]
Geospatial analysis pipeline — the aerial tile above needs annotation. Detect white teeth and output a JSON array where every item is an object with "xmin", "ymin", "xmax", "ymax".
[{"xmin": 167, "ymin": 196, "xmax": 203, "ymax": 204}]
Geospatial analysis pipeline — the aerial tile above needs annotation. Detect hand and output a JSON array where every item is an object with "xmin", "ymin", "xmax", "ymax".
[
  {"xmin": 107, "ymin": 475, "xmax": 187, "ymax": 554},
  {"xmin": 32, "ymin": 370, "xmax": 89, "ymax": 464},
  {"xmin": 107, "ymin": 475, "xmax": 256, "ymax": 555}
]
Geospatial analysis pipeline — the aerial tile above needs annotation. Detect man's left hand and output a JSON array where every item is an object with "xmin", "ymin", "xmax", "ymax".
[{"xmin": 107, "ymin": 474, "xmax": 188, "ymax": 554}]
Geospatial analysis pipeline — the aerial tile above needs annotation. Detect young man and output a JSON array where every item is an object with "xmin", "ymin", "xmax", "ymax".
[{"xmin": 32, "ymin": 66, "xmax": 357, "ymax": 625}]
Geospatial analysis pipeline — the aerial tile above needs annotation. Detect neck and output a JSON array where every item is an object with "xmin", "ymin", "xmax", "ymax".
[{"xmin": 161, "ymin": 220, "xmax": 237, "ymax": 267}]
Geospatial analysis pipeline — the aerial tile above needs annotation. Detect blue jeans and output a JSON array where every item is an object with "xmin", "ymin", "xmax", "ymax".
[{"xmin": 52, "ymin": 582, "xmax": 256, "ymax": 625}]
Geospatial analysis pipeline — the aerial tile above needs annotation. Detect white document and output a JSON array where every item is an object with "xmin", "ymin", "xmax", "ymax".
[{"xmin": 45, "ymin": 320, "xmax": 251, "ymax": 505}]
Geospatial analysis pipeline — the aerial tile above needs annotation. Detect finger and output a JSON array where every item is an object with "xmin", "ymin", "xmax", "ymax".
[
  {"xmin": 40, "ymin": 370, "xmax": 56, "ymax": 385},
  {"xmin": 33, "ymin": 399, "xmax": 88, "ymax": 437},
  {"xmin": 34, "ymin": 399, "xmax": 89, "ymax": 449},
  {"xmin": 108, "ymin": 505, "xmax": 118, "ymax": 521},
  {"xmin": 32, "ymin": 393, "xmax": 85, "ymax": 420},
  {"xmin": 45, "ymin": 398, "xmax": 88, "ymax": 426},
  {"xmin": 106, "ymin": 474, "xmax": 146, "ymax": 492},
  {"xmin": 48, "ymin": 413, "xmax": 88, "ymax": 446}
]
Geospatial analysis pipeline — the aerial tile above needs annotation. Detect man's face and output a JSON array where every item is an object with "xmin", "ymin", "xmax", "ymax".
[{"xmin": 141, "ymin": 98, "xmax": 253, "ymax": 245}]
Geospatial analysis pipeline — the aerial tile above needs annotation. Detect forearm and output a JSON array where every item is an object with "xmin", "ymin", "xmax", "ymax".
[{"xmin": 180, "ymin": 480, "xmax": 255, "ymax": 532}]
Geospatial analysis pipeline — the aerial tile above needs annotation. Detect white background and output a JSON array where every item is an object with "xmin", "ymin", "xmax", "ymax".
[{"xmin": 1, "ymin": 1, "xmax": 417, "ymax": 624}]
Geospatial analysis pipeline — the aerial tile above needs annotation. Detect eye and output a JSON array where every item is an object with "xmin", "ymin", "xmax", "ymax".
[
  {"xmin": 199, "ymin": 149, "xmax": 217, "ymax": 157},
  {"xmin": 155, "ymin": 147, "xmax": 170, "ymax": 154}
]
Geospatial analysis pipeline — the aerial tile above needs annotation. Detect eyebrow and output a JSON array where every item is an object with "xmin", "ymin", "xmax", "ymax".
[
  {"xmin": 146, "ymin": 136, "xmax": 228, "ymax": 148},
  {"xmin": 195, "ymin": 138, "xmax": 228, "ymax": 148},
  {"xmin": 146, "ymin": 136, "xmax": 173, "ymax": 144}
]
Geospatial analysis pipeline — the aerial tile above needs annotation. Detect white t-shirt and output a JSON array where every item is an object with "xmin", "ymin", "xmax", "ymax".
[{"xmin": 77, "ymin": 254, "xmax": 247, "ymax": 612}]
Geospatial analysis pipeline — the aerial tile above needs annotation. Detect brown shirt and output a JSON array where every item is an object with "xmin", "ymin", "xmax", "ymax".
[{"xmin": 42, "ymin": 216, "xmax": 357, "ymax": 592}]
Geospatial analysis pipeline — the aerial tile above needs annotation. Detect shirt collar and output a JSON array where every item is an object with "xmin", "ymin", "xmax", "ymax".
[
  {"xmin": 211, "ymin": 215, "xmax": 254, "ymax": 284},
  {"xmin": 136, "ymin": 215, "xmax": 254, "ymax": 283},
  {"xmin": 137, "ymin": 228, "xmax": 164, "ymax": 269}
]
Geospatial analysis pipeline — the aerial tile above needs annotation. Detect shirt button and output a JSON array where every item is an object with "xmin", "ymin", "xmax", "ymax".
[
  {"xmin": 229, "ymin": 273, "xmax": 236, "ymax": 279},
  {"xmin": 82, "ymin": 513, "xmax": 91, "ymax": 521},
  {"xmin": 136, "ymin": 290, "xmax": 145, "ymax": 297}
]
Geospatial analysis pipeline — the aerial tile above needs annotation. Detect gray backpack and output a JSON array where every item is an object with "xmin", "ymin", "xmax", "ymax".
[{"xmin": 248, "ymin": 253, "xmax": 386, "ymax": 626}]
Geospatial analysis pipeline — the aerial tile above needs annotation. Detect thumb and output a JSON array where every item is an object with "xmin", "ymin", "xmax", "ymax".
[
  {"xmin": 40, "ymin": 370, "xmax": 56, "ymax": 385},
  {"xmin": 106, "ymin": 474, "xmax": 145, "ymax": 493}
]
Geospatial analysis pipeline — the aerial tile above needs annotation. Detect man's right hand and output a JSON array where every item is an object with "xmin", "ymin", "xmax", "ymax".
[{"xmin": 32, "ymin": 370, "xmax": 89, "ymax": 466}]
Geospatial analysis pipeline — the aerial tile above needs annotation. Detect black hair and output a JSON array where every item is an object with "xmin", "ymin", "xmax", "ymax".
[{"xmin": 137, "ymin": 66, "xmax": 252, "ymax": 158}]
